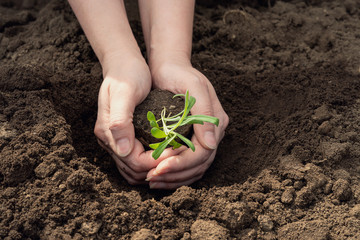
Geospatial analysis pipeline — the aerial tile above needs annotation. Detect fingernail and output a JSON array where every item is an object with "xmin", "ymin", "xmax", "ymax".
[
  {"xmin": 204, "ymin": 131, "xmax": 217, "ymax": 149},
  {"xmin": 145, "ymin": 176, "xmax": 153, "ymax": 181},
  {"xmin": 116, "ymin": 138, "xmax": 130, "ymax": 157}
]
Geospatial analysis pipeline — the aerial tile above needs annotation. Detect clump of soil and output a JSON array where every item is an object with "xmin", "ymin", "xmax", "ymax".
[
  {"xmin": 1, "ymin": 0, "xmax": 360, "ymax": 239},
  {"xmin": 133, "ymin": 89, "xmax": 192, "ymax": 149}
]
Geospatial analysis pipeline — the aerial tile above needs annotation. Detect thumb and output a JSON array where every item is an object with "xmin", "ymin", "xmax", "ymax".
[
  {"xmin": 108, "ymin": 87, "xmax": 136, "ymax": 157},
  {"xmin": 194, "ymin": 121, "xmax": 217, "ymax": 150},
  {"xmin": 188, "ymin": 88, "xmax": 217, "ymax": 150}
]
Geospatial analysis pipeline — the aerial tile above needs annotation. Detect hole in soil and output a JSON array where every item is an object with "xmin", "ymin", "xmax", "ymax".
[{"xmin": 50, "ymin": 65, "xmax": 360, "ymax": 190}]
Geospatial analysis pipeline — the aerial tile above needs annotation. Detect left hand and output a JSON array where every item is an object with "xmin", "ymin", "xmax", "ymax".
[{"xmin": 94, "ymin": 55, "xmax": 173, "ymax": 185}]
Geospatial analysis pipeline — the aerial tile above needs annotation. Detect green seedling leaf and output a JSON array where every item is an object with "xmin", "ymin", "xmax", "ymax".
[
  {"xmin": 185, "ymin": 96, "xmax": 196, "ymax": 116},
  {"xmin": 149, "ymin": 142, "xmax": 161, "ymax": 150},
  {"xmin": 151, "ymin": 127, "xmax": 167, "ymax": 139},
  {"xmin": 173, "ymin": 93, "xmax": 185, "ymax": 98},
  {"xmin": 171, "ymin": 91, "xmax": 195, "ymax": 119},
  {"xmin": 181, "ymin": 115, "xmax": 219, "ymax": 126},
  {"xmin": 147, "ymin": 111, "xmax": 156, "ymax": 122},
  {"xmin": 150, "ymin": 120, "xmax": 159, "ymax": 128},
  {"xmin": 170, "ymin": 90, "xmax": 190, "ymax": 132},
  {"xmin": 184, "ymin": 90, "xmax": 190, "ymax": 115},
  {"xmin": 180, "ymin": 118, "xmax": 204, "ymax": 126},
  {"xmin": 169, "ymin": 139, "xmax": 182, "ymax": 149},
  {"xmin": 163, "ymin": 96, "xmax": 195, "ymax": 123},
  {"xmin": 152, "ymin": 135, "xmax": 176, "ymax": 160},
  {"xmin": 148, "ymin": 111, "xmax": 160, "ymax": 128},
  {"xmin": 175, "ymin": 133, "xmax": 195, "ymax": 152}
]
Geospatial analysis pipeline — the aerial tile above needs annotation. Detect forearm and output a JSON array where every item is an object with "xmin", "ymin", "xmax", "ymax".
[
  {"xmin": 138, "ymin": 0, "xmax": 195, "ymax": 67},
  {"xmin": 68, "ymin": 0, "xmax": 143, "ymax": 70}
]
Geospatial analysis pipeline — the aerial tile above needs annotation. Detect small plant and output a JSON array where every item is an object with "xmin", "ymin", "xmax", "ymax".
[{"xmin": 147, "ymin": 90, "xmax": 219, "ymax": 160}]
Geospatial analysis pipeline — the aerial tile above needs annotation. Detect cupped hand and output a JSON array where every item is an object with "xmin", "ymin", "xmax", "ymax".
[
  {"xmin": 94, "ymin": 56, "xmax": 180, "ymax": 185},
  {"xmin": 146, "ymin": 58, "xmax": 229, "ymax": 189}
]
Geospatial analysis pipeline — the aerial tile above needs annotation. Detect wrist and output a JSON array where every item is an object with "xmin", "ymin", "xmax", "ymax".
[
  {"xmin": 148, "ymin": 50, "xmax": 192, "ymax": 79},
  {"xmin": 101, "ymin": 50, "xmax": 147, "ymax": 78}
]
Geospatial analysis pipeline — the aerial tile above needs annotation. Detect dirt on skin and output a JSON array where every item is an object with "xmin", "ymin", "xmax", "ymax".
[{"xmin": 1, "ymin": 0, "xmax": 360, "ymax": 239}]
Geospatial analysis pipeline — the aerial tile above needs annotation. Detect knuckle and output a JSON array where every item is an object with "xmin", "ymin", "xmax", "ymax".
[
  {"xmin": 221, "ymin": 112, "xmax": 230, "ymax": 129},
  {"xmin": 108, "ymin": 117, "xmax": 130, "ymax": 131},
  {"xmin": 200, "ymin": 108, "xmax": 214, "ymax": 117},
  {"xmin": 94, "ymin": 125, "xmax": 102, "ymax": 136},
  {"xmin": 94, "ymin": 125, "xmax": 107, "ymax": 141},
  {"xmin": 192, "ymin": 104, "xmax": 213, "ymax": 117},
  {"xmin": 191, "ymin": 75, "xmax": 207, "ymax": 87}
]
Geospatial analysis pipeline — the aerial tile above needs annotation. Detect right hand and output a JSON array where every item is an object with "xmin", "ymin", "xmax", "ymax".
[
  {"xmin": 145, "ymin": 55, "xmax": 229, "ymax": 189},
  {"xmin": 94, "ymin": 55, "xmax": 178, "ymax": 185}
]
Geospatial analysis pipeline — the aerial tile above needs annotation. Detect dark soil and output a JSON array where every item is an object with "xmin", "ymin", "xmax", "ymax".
[{"xmin": 1, "ymin": 0, "xmax": 360, "ymax": 239}]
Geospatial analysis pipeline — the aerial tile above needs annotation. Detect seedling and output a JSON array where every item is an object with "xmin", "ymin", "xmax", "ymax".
[{"xmin": 147, "ymin": 90, "xmax": 219, "ymax": 160}]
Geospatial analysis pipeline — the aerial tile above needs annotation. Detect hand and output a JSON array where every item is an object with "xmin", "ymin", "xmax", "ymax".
[
  {"xmin": 145, "ymin": 56, "xmax": 229, "ymax": 189},
  {"xmin": 94, "ymin": 55, "xmax": 162, "ymax": 185}
]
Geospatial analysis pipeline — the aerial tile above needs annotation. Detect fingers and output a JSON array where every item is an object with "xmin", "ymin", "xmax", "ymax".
[
  {"xmin": 149, "ymin": 137, "xmax": 211, "ymax": 175},
  {"xmin": 149, "ymin": 175, "xmax": 203, "ymax": 189},
  {"xmin": 121, "ymin": 140, "xmax": 185, "ymax": 173},
  {"xmin": 115, "ymin": 160, "xmax": 148, "ymax": 185},
  {"xmin": 146, "ymin": 149, "xmax": 216, "ymax": 182},
  {"xmin": 98, "ymin": 136, "xmax": 184, "ymax": 184},
  {"xmin": 147, "ymin": 148, "xmax": 217, "ymax": 189},
  {"xmin": 118, "ymin": 145, "xmax": 184, "ymax": 184}
]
